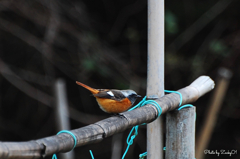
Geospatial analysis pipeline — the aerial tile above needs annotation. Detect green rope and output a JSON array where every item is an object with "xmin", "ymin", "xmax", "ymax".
[
  {"xmin": 122, "ymin": 96, "xmax": 162, "ymax": 159},
  {"xmin": 90, "ymin": 90, "xmax": 195, "ymax": 159},
  {"xmin": 52, "ymin": 130, "xmax": 77, "ymax": 159}
]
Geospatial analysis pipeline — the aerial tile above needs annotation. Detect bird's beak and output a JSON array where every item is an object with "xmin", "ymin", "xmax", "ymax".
[{"xmin": 136, "ymin": 95, "xmax": 141, "ymax": 98}]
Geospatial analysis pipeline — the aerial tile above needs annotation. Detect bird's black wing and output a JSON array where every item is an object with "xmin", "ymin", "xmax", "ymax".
[
  {"xmin": 94, "ymin": 90, "xmax": 125, "ymax": 101},
  {"xmin": 93, "ymin": 91, "xmax": 112, "ymax": 99}
]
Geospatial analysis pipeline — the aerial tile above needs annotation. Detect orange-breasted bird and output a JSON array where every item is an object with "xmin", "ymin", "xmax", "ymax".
[{"xmin": 76, "ymin": 81, "xmax": 141, "ymax": 113}]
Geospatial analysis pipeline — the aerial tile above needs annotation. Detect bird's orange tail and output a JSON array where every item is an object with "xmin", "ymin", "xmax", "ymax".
[{"xmin": 76, "ymin": 81, "xmax": 99, "ymax": 94}]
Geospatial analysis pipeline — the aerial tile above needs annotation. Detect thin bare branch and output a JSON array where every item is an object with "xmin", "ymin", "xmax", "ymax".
[
  {"xmin": 167, "ymin": 0, "xmax": 233, "ymax": 51},
  {"xmin": 0, "ymin": 59, "xmax": 105, "ymax": 125},
  {"xmin": 0, "ymin": 59, "xmax": 54, "ymax": 106},
  {"xmin": 0, "ymin": 17, "xmax": 79, "ymax": 79}
]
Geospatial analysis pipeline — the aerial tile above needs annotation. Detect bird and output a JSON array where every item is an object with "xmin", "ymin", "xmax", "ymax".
[{"xmin": 76, "ymin": 81, "xmax": 141, "ymax": 113}]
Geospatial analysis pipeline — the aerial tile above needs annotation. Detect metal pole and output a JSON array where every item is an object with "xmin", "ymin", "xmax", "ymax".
[{"xmin": 147, "ymin": 0, "xmax": 164, "ymax": 158}]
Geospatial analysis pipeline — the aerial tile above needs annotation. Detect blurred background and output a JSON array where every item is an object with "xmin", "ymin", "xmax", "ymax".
[{"xmin": 0, "ymin": 0, "xmax": 240, "ymax": 159}]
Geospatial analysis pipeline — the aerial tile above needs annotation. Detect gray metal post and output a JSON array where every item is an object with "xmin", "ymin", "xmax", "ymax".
[
  {"xmin": 147, "ymin": 0, "xmax": 165, "ymax": 158},
  {"xmin": 166, "ymin": 107, "xmax": 196, "ymax": 159}
]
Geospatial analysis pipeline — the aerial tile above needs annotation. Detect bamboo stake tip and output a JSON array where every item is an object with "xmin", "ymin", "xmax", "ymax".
[
  {"xmin": 190, "ymin": 76, "xmax": 215, "ymax": 97},
  {"xmin": 218, "ymin": 67, "xmax": 233, "ymax": 79}
]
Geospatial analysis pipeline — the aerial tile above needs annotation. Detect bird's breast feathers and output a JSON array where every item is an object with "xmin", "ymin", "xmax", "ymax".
[{"xmin": 95, "ymin": 97, "xmax": 132, "ymax": 113}]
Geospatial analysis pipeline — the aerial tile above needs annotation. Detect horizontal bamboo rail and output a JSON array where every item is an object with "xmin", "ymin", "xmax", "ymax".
[{"xmin": 0, "ymin": 76, "xmax": 214, "ymax": 159}]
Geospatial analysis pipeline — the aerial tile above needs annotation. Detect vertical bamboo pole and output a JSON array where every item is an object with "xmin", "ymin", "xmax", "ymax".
[
  {"xmin": 196, "ymin": 68, "xmax": 232, "ymax": 159},
  {"xmin": 147, "ymin": 0, "xmax": 164, "ymax": 158},
  {"xmin": 55, "ymin": 79, "xmax": 74, "ymax": 159},
  {"xmin": 111, "ymin": 133, "xmax": 123, "ymax": 159},
  {"xmin": 166, "ymin": 107, "xmax": 196, "ymax": 159}
]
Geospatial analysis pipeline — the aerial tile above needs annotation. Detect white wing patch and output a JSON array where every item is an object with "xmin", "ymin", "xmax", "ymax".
[{"xmin": 107, "ymin": 91, "xmax": 114, "ymax": 97}]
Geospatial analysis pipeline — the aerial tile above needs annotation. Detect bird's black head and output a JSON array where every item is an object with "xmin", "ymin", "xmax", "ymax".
[{"xmin": 121, "ymin": 90, "xmax": 141, "ymax": 105}]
